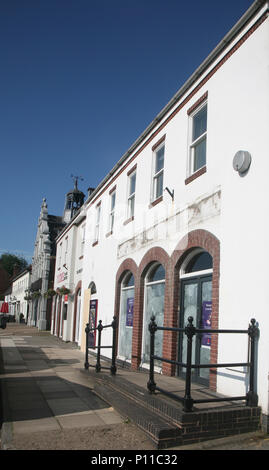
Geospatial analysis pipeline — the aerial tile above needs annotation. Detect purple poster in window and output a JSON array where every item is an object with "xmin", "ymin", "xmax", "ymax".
[
  {"xmin": 126, "ymin": 297, "xmax": 134, "ymax": 327},
  {"xmin": 202, "ymin": 301, "xmax": 212, "ymax": 346},
  {"xmin": 88, "ymin": 299, "xmax": 98, "ymax": 348}
]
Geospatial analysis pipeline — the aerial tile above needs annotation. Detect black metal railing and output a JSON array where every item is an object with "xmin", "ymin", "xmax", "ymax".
[
  {"xmin": 147, "ymin": 315, "xmax": 259, "ymax": 412},
  {"xmin": 84, "ymin": 316, "xmax": 117, "ymax": 375}
]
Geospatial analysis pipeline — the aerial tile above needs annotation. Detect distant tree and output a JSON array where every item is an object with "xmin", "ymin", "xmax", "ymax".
[{"xmin": 0, "ymin": 253, "xmax": 28, "ymax": 277}]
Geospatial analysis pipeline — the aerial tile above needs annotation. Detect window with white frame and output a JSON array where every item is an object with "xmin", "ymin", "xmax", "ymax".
[
  {"xmin": 81, "ymin": 224, "xmax": 86, "ymax": 255},
  {"xmin": 127, "ymin": 169, "xmax": 136, "ymax": 219},
  {"xmin": 152, "ymin": 142, "xmax": 165, "ymax": 201},
  {"xmin": 64, "ymin": 237, "xmax": 68, "ymax": 265},
  {"xmin": 189, "ymin": 102, "xmax": 207, "ymax": 174},
  {"xmin": 94, "ymin": 204, "xmax": 101, "ymax": 242},
  {"xmin": 58, "ymin": 243, "xmax": 62, "ymax": 268},
  {"xmin": 109, "ymin": 190, "xmax": 116, "ymax": 233},
  {"xmin": 142, "ymin": 263, "xmax": 165, "ymax": 368}
]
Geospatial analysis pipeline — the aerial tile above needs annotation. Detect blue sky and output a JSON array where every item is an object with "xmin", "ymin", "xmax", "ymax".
[{"xmin": 0, "ymin": 0, "xmax": 253, "ymax": 263}]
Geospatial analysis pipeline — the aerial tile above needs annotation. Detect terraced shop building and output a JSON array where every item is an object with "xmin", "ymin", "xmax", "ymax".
[
  {"xmin": 29, "ymin": 180, "xmax": 85, "ymax": 331},
  {"xmin": 53, "ymin": 1, "xmax": 269, "ymax": 431}
]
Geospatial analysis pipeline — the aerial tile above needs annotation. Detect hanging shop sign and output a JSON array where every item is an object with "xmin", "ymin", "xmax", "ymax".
[
  {"xmin": 57, "ymin": 271, "xmax": 68, "ymax": 283},
  {"xmin": 88, "ymin": 299, "xmax": 98, "ymax": 348}
]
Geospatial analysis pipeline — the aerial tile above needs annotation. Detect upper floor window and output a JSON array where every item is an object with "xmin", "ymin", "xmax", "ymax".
[
  {"xmin": 189, "ymin": 102, "xmax": 207, "ymax": 174},
  {"xmin": 127, "ymin": 169, "xmax": 136, "ymax": 219},
  {"xmin": 81, "ymin": 224, "xmax": 86, "ymax": 255},
  {"xmin": 152, "ymin": 142, "xmax": 165, "ymax": 201},
  {"xmin": 109, "ymin": 190, "xmax": 116, "ymax": 233},
  {"xmin": 94, "ymin": 203, "xmax": 101, "ymax": 243},
  {"xmin": 64, "ymin": 237, "xmax": 68, "ymax": 265},
  {"xmin": 58, "ymin": 243, "xmax": 62, "ymax": 268}
]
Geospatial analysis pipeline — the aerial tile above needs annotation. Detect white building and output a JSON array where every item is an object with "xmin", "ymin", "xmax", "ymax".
[
  {"xmin": 10, "ymin": 267, "xmax": 31, "ymax": 322},
  {"xmin": 30, "ymin": 180, "xmax": 85, "ymax": 331},
  {"xmin": 53, "ymin": 1, "xmax": 269, "ymax": 430},
  {"xmin": 51, "ymin": 203, "xmax": 86, "ymax": 344}
]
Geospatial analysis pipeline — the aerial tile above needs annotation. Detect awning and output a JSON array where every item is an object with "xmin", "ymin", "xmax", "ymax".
[{"xmin": 0, "ymin": 302, "xmax": 9, "ymax": 313}]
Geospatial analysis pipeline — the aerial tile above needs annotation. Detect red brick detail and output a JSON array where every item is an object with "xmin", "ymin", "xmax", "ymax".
[
  {"xmin": 185, "ymin": 166, "xmax": 207, "ymax": 185},
  {"xmin": 187, "ymin": 92, "xmax": 208, "ymax": 115},
  {"xmin": 127, "ymin": 164, "xmax": 137, "ymax": 176},
  {"xmin": 72, "ymin": 281, "xmax": 82, "ymax": 342},
  {"xmin": 114, "ymin": 232, "xmax": 220, "ymax": 390},
  {"xmin": 171, "ymin": 229, "xmax": 220, "ymax": 390},
  {"xmin": 123, "ymin": 216, "xmax": 134, "ymax": 226},
  {"xmin": 149, "ymin": 195, "xmax": 163, "ymax": 208},
  {"xmin": 152, "ymin": 134, "xmax": 166, "ymax": 151}
]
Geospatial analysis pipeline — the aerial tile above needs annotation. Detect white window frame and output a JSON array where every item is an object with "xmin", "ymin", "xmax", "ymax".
[
  {"xmin": 188, "ymin": 101, "xmax": 207, "ymax": 176},
  {"xmin": 94, "ymin": 204, "xmax": 101, "ymax": 242},
  {"xmin": 117, "ymin": 272, "xmax": 135, "ymax": 363},
  {"xmin": 64, "ymin": 237, "xmax": 68, "ymax": 265},
  {"xmin": 141, "ymin": 262, "xmax": 165, "ymax": 372},
  {"xmin": 152, "ymin": 142, "xmax": 165, "ymax": 202},
  {"xmin": 81, "ymin": 224, "xmax": 86, "ymax": 255},
  {"xmin": 127, "ymin": 169, "xmax": 136, "ymax": 219},
  {"xmin": 109, "ymin": 190, "xmax": 116, "ymax": 233},
  {"xmin": 58, "ymin": 243, "xmax": 62, "ymax": 269}
]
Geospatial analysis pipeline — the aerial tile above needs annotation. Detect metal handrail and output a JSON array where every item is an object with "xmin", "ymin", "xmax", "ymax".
[
  {"xmin": 84, "ymin": 316, "xmax": 117, "ymax": 375},
  {"xmin": 147, "ymin": 315, "xmax": 259, "ymax": 412}
]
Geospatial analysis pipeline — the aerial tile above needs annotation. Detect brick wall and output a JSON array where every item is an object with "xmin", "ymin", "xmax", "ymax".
[{"xmin": 114, "ymin": 229, "xmax": 220, "ymax": 391}]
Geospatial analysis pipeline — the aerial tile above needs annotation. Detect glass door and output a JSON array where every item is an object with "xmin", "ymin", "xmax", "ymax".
[{"xmin": 178, "ymin": 275, "xmax": 212, "ymax": 385}]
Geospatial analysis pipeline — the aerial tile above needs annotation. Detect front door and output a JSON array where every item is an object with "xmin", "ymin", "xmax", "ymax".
[{"xmin": 178, "ymin": 275, "xmax": 212, "ymax": 385}]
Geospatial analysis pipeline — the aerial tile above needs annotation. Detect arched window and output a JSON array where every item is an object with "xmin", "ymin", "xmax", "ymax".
[
  {"xmin": 88, "ymin": 281, "xmax": 97, "ymax": 294},
  {"xmin": 142, "ymin": 262, "xmax": 165, "ymax": 368},
  {"xmin": 147, "ymin": 264, "xmax": 165, "ymax": 283},
  {"xmin": 118, "ymin": 271, "xmax": 135, "ymax": 362},
  {"xmin": 181, "ymin": 248, "xmax": 213, "ymax": 278},
  {"xmin": 179, "ymin": 249, "xmax": 212, "ymax": 384},
  {"xmin": 185, "ymin": 251, "xmax": 212, "ymax": 273},
  {"xmin": 122, "ymin": 272, "xmax": 134, "ymax": 288}
]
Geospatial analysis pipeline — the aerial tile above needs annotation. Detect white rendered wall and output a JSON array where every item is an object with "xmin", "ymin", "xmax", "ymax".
[{"xmin": 77, "ymin": 9, "xmax": 269, "ymax": 415}]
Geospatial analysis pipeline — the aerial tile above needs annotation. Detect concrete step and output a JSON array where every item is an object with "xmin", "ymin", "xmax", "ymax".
[
  {"xmin": 93, "ymin": 376, "xmax": 182, "ymax": 449},
  {"xmin": 88, "ymin": 370, "xmax": 262, "ymax": 449}
]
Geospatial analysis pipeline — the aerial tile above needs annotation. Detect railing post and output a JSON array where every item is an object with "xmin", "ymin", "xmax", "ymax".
[
  {"xmin": 147, "ymin": 315, "xmax": 157, "ymax": 393},
  {"xmin": 96, "ymin": 320, "xmax": 103, "ymax": 373},
  {"xmin": 183, "ymin": 316, "xmax": 196, "ymax": 412},
  {"xmin": 246, "ymin": 318, "xmax": 259, "ymax": 407},
  {"xmin": 110, "ymin": 315, "xmax": 117, "ymax": 376},
  {"xmin": 84, "ymin": 323, "xmax": 90, "ymax": 370}
]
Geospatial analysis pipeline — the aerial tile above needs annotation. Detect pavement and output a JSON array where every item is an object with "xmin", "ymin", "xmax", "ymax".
[
  {"xmin": 1, "ymin": 323, "xmax": 269, "ymax": 453},
  {"xmin": 0, "ymin": 323, "xmax": 152, "ymax": 451}
]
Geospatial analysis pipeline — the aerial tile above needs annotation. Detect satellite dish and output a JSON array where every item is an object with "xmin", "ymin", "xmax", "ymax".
[{"xmin": 233, "ymin": 151, "xmax": 251, "ymax": 174}]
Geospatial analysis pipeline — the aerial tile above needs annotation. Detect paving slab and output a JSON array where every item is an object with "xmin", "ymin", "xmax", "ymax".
[
  {"xmin": 0, "ymin": 324, "xmax": 125, "ymax": 450},
  {"xmin": 57, "ymin": 412, "xmax": 106, "ymax": 429},
  {"xmin": 13, "ymin": 417, "xmax": 61, "ymax": 434},
  {"xmin": 47, "ymin": 397, "xmax": 91, "ymax": 416}
]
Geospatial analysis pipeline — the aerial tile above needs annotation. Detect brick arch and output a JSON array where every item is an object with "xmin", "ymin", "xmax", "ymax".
[
  {"xmin": 171, "ymin": 229, "xmax": 220, "ymax": 268},
  {"xmin": 115, "ymin": 258, "xmax": 138, "ymax": 286},
  {"xmin": 170, "ymin": 229, "xmax": 220, "ymax": 389},
  {"xmin": 138, "ymin": 246, "xmax": 170, "ymax": 280},
  {"xmin": 72, "ymin": 281, "xmax": 82, "ymax": 342}
]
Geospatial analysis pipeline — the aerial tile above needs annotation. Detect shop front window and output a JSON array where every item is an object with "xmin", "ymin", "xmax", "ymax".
[
  {"xmin": 118, "ymin": 272, "xmax": 134, "ymax": 362},
  {"xmin": 142, "ymin": 263, "xmax": 165, "ymax": 367}
]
